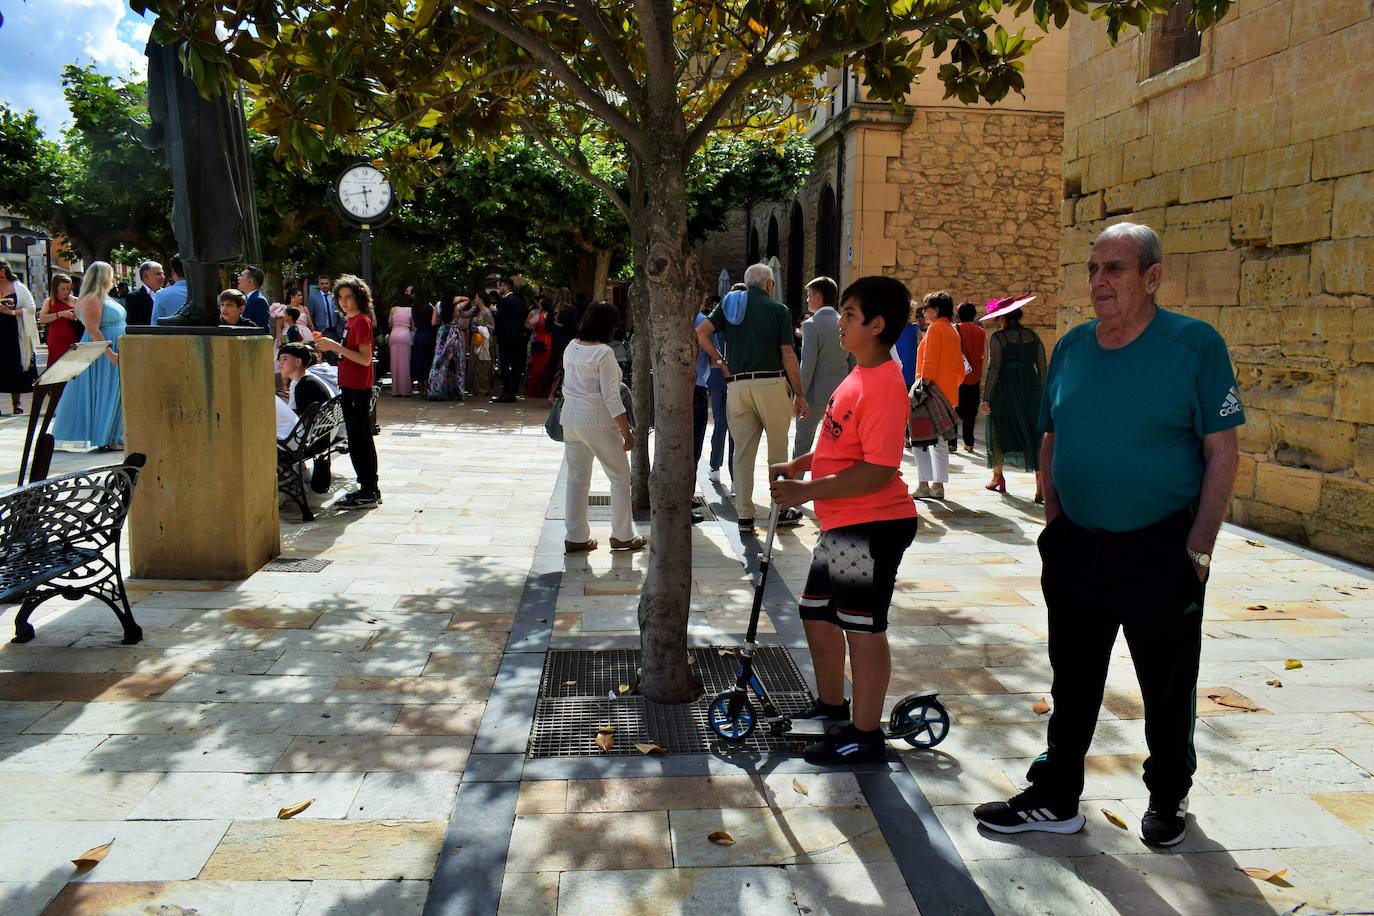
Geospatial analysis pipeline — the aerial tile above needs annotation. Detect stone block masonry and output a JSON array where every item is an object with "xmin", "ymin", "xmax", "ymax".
[{"xmin": 1060, "ymin": 1, "xmax": 1374, "ymax": 565}]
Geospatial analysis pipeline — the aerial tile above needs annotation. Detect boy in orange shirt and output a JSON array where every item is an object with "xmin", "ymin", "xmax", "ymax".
[{"xmin": 770, "ymin": 275, "xmax": 919, "ymax": 764}]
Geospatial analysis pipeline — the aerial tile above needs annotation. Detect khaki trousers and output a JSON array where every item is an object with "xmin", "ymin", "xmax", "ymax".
[{"xmin": 726, "ymin": 376, "xmax": 793, "ymax": 519}]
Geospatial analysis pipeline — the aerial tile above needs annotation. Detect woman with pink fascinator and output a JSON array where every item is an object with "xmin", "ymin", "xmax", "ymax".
[{"xmin": 980, "ymin": 294, "xmax": 1046, "ymax": 501}]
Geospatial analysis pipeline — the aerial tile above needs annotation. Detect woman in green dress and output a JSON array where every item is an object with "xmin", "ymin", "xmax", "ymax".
[{"xmin": 980, "ymin": 295, "xmax": 1046, "ymax": 501}]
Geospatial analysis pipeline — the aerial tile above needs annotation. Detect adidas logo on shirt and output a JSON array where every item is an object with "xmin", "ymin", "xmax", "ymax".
[{"xmin": 1219, "ymin": 387, "xmax": 1243, "ymax": 418}]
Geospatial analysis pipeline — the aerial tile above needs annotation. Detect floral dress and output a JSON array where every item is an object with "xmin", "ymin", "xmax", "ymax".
[{"xmin": 427, "ymin": 312, "xmax": 469, "ymax": 399}]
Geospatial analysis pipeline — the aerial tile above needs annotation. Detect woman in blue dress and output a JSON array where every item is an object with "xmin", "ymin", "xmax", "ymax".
[{"xmin": 52, "ymin": 261, "xmax": 126, "ymax": 451}]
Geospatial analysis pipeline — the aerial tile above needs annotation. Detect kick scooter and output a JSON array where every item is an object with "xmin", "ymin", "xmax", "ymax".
[{"xmin": 706, "ymin": 503, "xmax": 951, "ymax": 749}]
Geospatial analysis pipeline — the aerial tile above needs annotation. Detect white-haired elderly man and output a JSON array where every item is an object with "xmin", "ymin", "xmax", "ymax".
[
  {"xmin": 697, "ymin": 262, "xmax": 808, "ymax": 533},
  {"xmin": 124, "ymin": 260, "xmax": 163, "ymax": 325},
  {"xmin": 975, "ymin": 222, "xmax": 1243, "ymax": 850}
]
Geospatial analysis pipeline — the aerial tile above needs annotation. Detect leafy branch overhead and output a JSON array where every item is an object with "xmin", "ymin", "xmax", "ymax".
[{"xmin": 132, "ymin": 0, "xmax": 1231, "ymax": 202}]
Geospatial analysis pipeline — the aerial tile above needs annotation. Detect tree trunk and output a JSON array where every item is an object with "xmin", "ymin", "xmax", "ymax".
[
  {"xmin": 628, "ymin": 270, "xmax": 652, "ymax": 511},
  {"xmin": 633, "ymin": 129, "xmax": 705, "ymax": 705}
]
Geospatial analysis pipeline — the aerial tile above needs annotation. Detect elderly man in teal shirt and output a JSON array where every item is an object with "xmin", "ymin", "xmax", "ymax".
[{"xmin": 975, "ymin": 222, "xmax": 1243, "ymax": 850}]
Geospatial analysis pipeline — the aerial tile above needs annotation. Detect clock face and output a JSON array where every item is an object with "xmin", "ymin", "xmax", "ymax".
[{"xmin": 336, "ymin": 164, "xmax": 393, "ymax": 221}]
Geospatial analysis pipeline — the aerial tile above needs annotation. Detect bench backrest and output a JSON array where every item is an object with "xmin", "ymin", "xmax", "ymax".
[
  {"xmin": 0, "ymin": 454, "xmax": 146, "ymax": 556},
  {"xmin": 282, "ymin": 396, "xmax": 343, "ymax": 455}
]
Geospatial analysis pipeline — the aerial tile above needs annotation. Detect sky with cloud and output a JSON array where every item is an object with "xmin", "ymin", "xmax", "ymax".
[{"xmin": 0, "ymin": 0, "xmax": 155, "ymax": 139}]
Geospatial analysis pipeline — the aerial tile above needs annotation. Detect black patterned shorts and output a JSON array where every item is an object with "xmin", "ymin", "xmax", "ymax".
[{"xmin": 799, "ymin": 517, "xmax": 918, "ymax": 633}]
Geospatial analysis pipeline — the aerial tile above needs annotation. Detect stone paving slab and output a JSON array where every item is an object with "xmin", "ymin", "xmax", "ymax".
[
  {"xmin": 199, "ymin": 820, "xmax": 445, "ymax": 880},
  {"xmin": 40, "ymin": 880, "xmax": 311, "ymax": 916},
  {"xmin": 556, "ymin": 866, "xmax": 799, "ymax": 916},
  {"xmin": 668, "ymin": 806, "xmax": 894, "ymax": 867},
  {"xmin": 128, "ymin": 771, "xmax": 364, "ymax": 820},
  {"xmin": 0, "ymin": 819, "xmax": 230, "ymax": 882}
]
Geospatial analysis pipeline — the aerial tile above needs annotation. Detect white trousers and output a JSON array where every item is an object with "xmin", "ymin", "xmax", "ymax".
[
  {"xmin": 914, "ymin": 439, "xmax": 950, "ymax": 483},
  {"xmin": 564, "ymin": 422, "xmax": 638, "ymax": 542}
]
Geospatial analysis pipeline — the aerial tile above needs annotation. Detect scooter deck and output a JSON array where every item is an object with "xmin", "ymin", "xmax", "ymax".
[{"xmin": 767, "ymin": 717, "xmax": 834, "ymax": 737}]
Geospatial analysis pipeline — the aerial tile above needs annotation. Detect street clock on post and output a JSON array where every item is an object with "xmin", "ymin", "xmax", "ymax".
[{"xmin": 330, "ymin": 163, "xmax": 394, "ymax": 290}]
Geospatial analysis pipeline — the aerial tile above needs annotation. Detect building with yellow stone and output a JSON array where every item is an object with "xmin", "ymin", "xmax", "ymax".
[
  {"xmin": 1059, "ymin": 1, "xmax": 1374, "ymax": 564},
  {"xmin": 695, "ymin": 12, "xmax": 1068, "ymax": 334}
]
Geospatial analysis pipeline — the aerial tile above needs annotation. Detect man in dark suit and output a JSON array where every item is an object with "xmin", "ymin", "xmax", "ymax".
[
  {"xmin": 307, "ymin": 273, "xmax": 340, "ymax": 341},
  {"xmin": 493, "ymin": 276, "xmax": 528, "ymax": 403},
  {"xmin": 236, "ymin": 265, "xmax": 272, "ymax": 333},
  {"xmin": 124, "ymin": 260, "xmax": 164, "ymax": 325}
]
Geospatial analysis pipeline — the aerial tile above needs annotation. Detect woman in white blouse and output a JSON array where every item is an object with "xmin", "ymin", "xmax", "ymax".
[{"xmin": 559, "ymin": 300, "xmax": 645, "ymax": 553}]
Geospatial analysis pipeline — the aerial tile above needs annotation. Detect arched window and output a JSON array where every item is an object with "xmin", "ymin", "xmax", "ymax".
[
  {"xmin": 766, "ymin": 214, "xmax": 780, "ymax": 259},
  {"xmin": 747, "ymin": 226, "xmax": 760, "ymax": 266},
  {"xmin": 0, "ymin": 238, "xmax": 7, "ymax": 254},
  {"xmin": 786, "ymin": 201, "xmax": 805, "ymax": 325},
  {"xmin": 815, "ymin": 185, "xmax": 839, "ymax": 280}
]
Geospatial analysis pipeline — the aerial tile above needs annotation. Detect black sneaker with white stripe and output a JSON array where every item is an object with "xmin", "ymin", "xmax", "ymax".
[
  {"xmin": 795, "ymin": 698, "xmax": 850, "ymax": 721},
  {"xmin": 973, "ymin": 790, "xmax": 1085, "ymax": 835},
  {"xmin": 802, "ymin": 723, "xmax": 886, "ymax": 765},
  {"xmin": 1140, "ymin": 796, "xmax": 1188, "ymax": 847}
]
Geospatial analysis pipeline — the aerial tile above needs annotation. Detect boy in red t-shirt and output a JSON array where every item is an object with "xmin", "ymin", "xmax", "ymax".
[
  {"xmin": 314, "ymin": 274, "xmax": 380, "ymax": 509},
  {"xmin": 770, "ymin": 275, "xmax": 918, "ymax": 765}
]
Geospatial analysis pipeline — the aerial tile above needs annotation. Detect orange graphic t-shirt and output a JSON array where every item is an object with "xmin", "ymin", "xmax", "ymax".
[{"xmin": 810, "ymin": 359, "xmax": 917, "ymax": 531}]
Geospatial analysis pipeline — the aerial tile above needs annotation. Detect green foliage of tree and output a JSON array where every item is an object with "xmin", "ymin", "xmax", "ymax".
[
  {"xmin": 138, "ymin": 0, "xmax": 1233, "ymax": 702},
  {"xmin": 0, "ymin": 65, "xmax": 176, "ymax": 264}
]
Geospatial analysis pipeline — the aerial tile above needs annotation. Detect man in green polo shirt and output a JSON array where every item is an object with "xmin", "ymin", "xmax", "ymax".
[
  {"xmin": 696, "ymin": 263, "xmax": 808, "ymax": 533},
  {"xmin": 974, "ymin": 222, "xmax": 1243, "ymax": 849}
]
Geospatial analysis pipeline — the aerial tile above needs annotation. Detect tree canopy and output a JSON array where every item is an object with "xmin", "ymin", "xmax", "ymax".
[{"xmin": 0, "ymin": 65, "xmax": 175, "ymax": 264}]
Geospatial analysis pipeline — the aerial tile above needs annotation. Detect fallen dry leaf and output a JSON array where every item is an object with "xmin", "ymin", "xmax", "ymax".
[
  {"xmin": 535, "ymin": 617, "xmax": 548, "ymax": 623},
  {"xmin": 1101, "ymin": 809, "xmax": 1128, "ymax": 830},
  {"xmin": 717, "ymin": 649, "xmax": 733, "ymax": 657},
  {"xmin": 1245, "ymin": 539, "xmax": 1265, "ymax": 547},
  {"xmin": 1266, "ymin": 679, "xmax": 1283, "ymax": 688},
  {"xmin": 708, "ymin": 831, "xmax": 735, "ymax": 846},
  {"xmin": 563, "ymin": 680, "xmax": 577, "ymax": 687},
  {"xmin": 618, "ymin": 683, "xmax": 630, "ymax": 694},
  {"xmin": 1236, "ymin": 866, "xmax": 1291, "ymax": 886},
  {"xmin": 278, "ymin": 799, "xmax": 313, "ymax": 819},
  {"xmin": 595, "ymin": 731, "xmax": 614, "ymax": 752},
  {"xmin": 1032, "ymin": 697, "xmax": 1051, "ymax": 715},
  {"xmin": 1284, "ymin": 659, "xmax": 1303, "ymax": 670},
  {"xmin": 1207, "ymin": 693, "xmax": 1261, "ymax": 712},
  {"xmin": 72, "ymin": 840, "xmax": 113, "ymax": 870},
  {"xmin": 634, "ymin": 742, "xmax": 666, "ymax": 755},
  {"xmin": 1246, "ymin": 605, "xmax": 1268, "ymax": 611},
  {"xmin": 792, "ymin": 778, "xmax": 809, "ymax": 796}
]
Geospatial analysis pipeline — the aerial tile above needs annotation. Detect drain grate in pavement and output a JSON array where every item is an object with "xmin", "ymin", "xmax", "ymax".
[
  {"xmin": 262, "ymin": 557, "xmax": 332, "ymax": 573},
  {"xmin": 529, "ymin": 647, "xmax": 814, "ymax": 757},
  {"xmin": 588, "ymin": 493, "xmax": 611, "ymax": 507}
]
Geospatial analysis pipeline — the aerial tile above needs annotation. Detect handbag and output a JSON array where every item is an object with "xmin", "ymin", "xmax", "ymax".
[{"xmin": 544, "ymin": 397, "xmax": 565, "ymax": 442}]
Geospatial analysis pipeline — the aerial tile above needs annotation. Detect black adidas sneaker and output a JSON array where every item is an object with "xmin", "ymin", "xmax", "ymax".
[
  {"xmin": 1140, "ymin": 796, "xmax": 1188, "ymax": 847},
  {"xmin": 973, "ymin": 790, "xmax": 1085, "ymax": 835},
  {"xmin": 802, "ymin": 723, "xmax": 886, "ymax": 765}
]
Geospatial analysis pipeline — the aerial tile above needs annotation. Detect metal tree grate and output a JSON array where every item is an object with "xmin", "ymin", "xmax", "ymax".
[
  {"xmin": 529, "ymin": 647, "xmax": 815, "ymax": 757},
  {"xmin": 587, "ymin": 494, "xmax": 611, "ymax": 507},
  {"xmin": 261, "ymin": 557, "xmax": 333, "ymax": 573}
]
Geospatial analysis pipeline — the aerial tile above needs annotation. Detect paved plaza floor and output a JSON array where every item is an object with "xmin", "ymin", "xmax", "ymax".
[{"xmin": 0, "ymin": 395, "xmax": 1371, "ymax": 915}]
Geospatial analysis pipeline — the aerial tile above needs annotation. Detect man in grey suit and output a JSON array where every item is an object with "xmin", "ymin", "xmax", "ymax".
[{"xmin": 793, "ymin": 276, "xmax": 855, "ymax": 458}]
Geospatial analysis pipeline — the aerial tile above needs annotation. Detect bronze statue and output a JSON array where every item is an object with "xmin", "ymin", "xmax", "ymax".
[{"xmin": 144, "ymin": 34, "xmax": 261, "ymax": 328}]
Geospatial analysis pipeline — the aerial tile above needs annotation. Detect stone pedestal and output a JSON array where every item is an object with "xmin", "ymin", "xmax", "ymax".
[{"xmin": 121, "ymin": 334, "xmax": 280, "ymax": 579}]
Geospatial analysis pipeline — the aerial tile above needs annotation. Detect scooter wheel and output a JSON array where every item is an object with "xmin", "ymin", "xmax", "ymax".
[
  {"xmin": 890, "ymin": 697, "xmax": 950, "ymax": 749},
  {"xmin": 707, "ymin": 690, "xmax": 757, "ymax": 743}
]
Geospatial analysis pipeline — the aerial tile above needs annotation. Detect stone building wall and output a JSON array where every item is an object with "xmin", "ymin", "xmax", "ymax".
[{"xmin": 1060, "ymin": 1, "xmax": 1374, "ymax": 563}]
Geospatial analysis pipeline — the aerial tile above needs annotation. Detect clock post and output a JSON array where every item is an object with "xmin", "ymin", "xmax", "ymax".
[{"xmin": 360, "ymin": 224, "xmax": 373, "ymax": 291}]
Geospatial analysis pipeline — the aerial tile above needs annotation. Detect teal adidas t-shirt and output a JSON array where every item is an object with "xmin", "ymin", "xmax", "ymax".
[{"xmin": 1038, "ymin": 308, "xmax": 1245, "ymax": 532}]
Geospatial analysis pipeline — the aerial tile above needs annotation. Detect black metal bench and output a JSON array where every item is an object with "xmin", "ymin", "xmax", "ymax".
[
  {"xmin": 278, "ymin": 395, "xmax": 345, "ymax": 522},
  {"xmin": 1, "ymin": 454, "xmax": 146, "ymax": 645}
]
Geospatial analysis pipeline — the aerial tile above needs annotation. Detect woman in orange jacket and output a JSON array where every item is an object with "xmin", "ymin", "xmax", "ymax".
[{"xmin": 914, "ymin": 290, "xmax": 962, "ymax": 499}]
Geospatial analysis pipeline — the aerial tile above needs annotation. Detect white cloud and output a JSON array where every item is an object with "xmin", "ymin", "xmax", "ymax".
[{"xmin": 0, "ymin": 0, "xmax": 153, "ymax": 138}]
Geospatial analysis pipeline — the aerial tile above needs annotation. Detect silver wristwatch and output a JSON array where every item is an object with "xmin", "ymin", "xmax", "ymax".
[{"xmin": 1186, "ymin": 547, "xmax": 1211, "ymax": 569}]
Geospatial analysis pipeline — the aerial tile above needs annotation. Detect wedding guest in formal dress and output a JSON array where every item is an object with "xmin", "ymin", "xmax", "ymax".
[
  {"xmin": 0, "ymin": 264, "xmax": 38, "ymax": 414},
  {"xmin": 389, "ymin": 293, "xmax": 415, "ymax": 396},
  {"xmin": 954, "ymin": 300, "xmax": 987, "ymax": 452},
  {"xmin": 40, "ymin": 272, "xmax": 82, "ymax": 367},
  {"xmin": 278, "ymin": 341, "xmax": 334, "ymax": 492},
  {"xmin": 123, "ymin": 261, "xmax": 163, "ymax": 326},
  {"xmin": 428, "ymin": 295, "xmax": 469, "ymax": 400},
  {"xmin": 410, "ymin": 288, "xmax": 438, "ymax": 398},
  {"xmin": 981, "ymin": 295, "xmax": 1047, "ymax": 500},
  {"xmin": 52, "ymin": 262, "xmax": 125, "ymax": 449},
  {"xmin": 467, "ymin": 291, "xmax": 496, "ymax": 397},
  {"xmin": 526, "ymin": 294, "xmax": 555, "ymax": 399}
]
